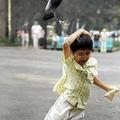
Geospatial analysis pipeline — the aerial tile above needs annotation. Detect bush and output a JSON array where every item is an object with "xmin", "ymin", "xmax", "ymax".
[
  {"xmin": 0, "ymin": 37, "xmax": 20, "ymax": 46},
  {"xmin": 0, "ymin": 37, "xmax": 10, "ymax": 46},
  {"xmin": 113, "ymin": 41, "xmax": 120, "ymax": 48}
]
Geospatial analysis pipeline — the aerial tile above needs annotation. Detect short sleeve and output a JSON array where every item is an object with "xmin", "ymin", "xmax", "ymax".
[
  {"xmin": 62, "ymin": 54, "xmax": 74, "ymax": 65},
  {"xmin": 85, "ymin": 58, "xmax": 98, "ymax": 83},
  {"xmin": 89, "ymin": 67, "xmax": 98, "ymax": 77},
  {"xmin": 89, "ymin": 58, "xmax": 98, "ymax": 76}
]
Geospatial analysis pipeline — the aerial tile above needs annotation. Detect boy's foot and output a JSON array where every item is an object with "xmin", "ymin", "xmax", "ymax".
[{"xmin": 105, "ymin": 87, "xmax": 119, "ymax": 101}]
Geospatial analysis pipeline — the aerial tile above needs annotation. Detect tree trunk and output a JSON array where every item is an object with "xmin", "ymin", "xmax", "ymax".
[{"xmin": 0, "ymin": 0, "xmax": 6, "ymax": 38}]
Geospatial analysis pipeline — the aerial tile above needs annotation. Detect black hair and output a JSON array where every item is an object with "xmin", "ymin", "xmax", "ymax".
[{"xmin": 70, "ymin": 34, "xmax": 93, "ymax": 53}]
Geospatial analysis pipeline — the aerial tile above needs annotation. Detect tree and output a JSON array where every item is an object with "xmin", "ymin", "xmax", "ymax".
[
  {"xmin": 1, "ymin": 0, "xmax": 120, "ymax": 39},
  {"xmin": 58, "ymin": 0, "xmax": 120, "ymax": 30},
  {"xmin": 0, "ymin": 0, "xmax": 6, "ymax": 38}
]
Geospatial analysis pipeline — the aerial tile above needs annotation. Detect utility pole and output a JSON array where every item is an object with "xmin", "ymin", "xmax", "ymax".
[
  {"xmin": 8, "ymin": 0, "xmax": 12, "ymax": 39},
  {"xmin": 0, "ymin": 0, "xmax": 5, "ymax": 38}
]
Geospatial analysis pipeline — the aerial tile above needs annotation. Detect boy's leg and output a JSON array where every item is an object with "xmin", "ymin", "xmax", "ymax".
[
  {"xmin": 44, "ymin": 95, "xmax": 73, "ymax": 120},
  {"xmin": 68, "ymin": 107, "xmax": 85, "ymax": 120}
]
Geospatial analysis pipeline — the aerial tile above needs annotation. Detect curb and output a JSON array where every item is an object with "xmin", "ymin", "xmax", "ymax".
[{"xmin": 112, "ymin": 47, "xmax": 120, "ymax": 52}]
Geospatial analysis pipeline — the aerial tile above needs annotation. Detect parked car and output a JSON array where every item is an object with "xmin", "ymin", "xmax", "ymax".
[
  {"xmin": 56, "ymin": 36, "xmax": 68, "ymax": 50},
  {"xmin": 100, "ymin": 37, "xmax": 113, "ymax": 52},
  {"xmin": 106, "ymin": 37, "xmax": 113, "ymax": 52},
  {"xmin": 56, "ymin": 36, "xmax": 64, "ymax": 50}
]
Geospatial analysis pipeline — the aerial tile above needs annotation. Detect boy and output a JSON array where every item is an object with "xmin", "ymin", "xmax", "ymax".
[{"xmin": 44, "ymin": 29, "xmax": 119, "ymax": 120}]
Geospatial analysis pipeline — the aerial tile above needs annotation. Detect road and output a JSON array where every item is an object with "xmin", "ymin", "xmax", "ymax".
[{"xmin": 0, "ymin": 47, "xmax": 120, "ymax": 120}]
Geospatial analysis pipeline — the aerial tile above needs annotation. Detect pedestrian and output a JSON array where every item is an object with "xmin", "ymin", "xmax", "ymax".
[
  {"xmin": 16, "ymin": 29, "xmax": 22, "ymax": 45},
  {"xmin": 44, "ymin": 29, "xmax": 119, "ymax": 120},
  {"xmin": 93, "ymin": 31, "xmax": 100, "ymax": 51},
  {"xmin": 100, "ymin": 29, "xmax": 109, "ymax": 52},
  {"xmin": 21, "ymin": 22, "xmax": 29, "ymax": 48},
  {"xmin": 51, "ymin": 32, "xmax": 59, "ymax": 50},
  {"xmin": 31, "ymin": 21, "xmax": 44, "ymax": 49}
]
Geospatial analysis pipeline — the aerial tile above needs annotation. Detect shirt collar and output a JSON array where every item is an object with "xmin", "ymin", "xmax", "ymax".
[{"xmin": 74, "ymin": 58, "xmax": 94, "ymax": 71}]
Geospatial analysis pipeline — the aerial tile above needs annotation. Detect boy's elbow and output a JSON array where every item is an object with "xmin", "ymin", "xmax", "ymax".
[{"xmin": 63, "ymin": 42, "xmax": 69, "ymax": 49}]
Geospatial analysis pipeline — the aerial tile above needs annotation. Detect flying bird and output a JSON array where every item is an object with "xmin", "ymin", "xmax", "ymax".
[{"xmin": 43, "ymin": 0, "xmax": 63, "ymax": 20}]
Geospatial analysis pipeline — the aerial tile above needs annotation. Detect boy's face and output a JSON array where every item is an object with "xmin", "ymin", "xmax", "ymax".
[{"xmin": 73, "ymin": 49, "xmax": 92, "ymax": 66}]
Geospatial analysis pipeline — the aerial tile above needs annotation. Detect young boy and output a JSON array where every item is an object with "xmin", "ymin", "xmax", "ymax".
[{"xmin": 44, "ymin": 29, "xmax": 119, "ymax": 120}]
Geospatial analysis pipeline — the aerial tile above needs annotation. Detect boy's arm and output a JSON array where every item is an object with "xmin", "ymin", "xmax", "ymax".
[
  {"xmin": 93, "ymin": 77, "xmax": 112, "ymax": 92},
  {"xmin": 93, "ymin": 76, "xmax": 119, "ymax": 101},
  {"xmin": 63, "ymin": 29, "xmax": 91, "ymax": 59}
]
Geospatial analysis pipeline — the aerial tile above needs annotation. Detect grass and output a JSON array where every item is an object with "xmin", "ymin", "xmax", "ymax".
[
  {"xmin": 0, "ymin": 37, "xmax": 20, "ymax": 46},
  {"xmin": 113, "ymin": 41, "xmax": 120, "ymax": 48}
]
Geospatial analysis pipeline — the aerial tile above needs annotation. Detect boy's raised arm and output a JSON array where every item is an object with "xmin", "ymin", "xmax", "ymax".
[{"xmin": 63, "ymin": 29, "xmax": 91, "ymax": 59}]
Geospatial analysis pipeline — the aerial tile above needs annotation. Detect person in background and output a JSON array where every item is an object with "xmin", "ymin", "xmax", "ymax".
[
  {"xmin": 31, "ymin": 21, "xmax": 44, "ymax": 49},
  {"xmin": 93, "ymin": 31, "xmax": 100, "ymax": 51},
  {"xmin": 44, "ymin": 29, "xmax": 119, "ymax": 120},
  {"xmin": 21, "ymin": 22, "xmax": 29, "ymax": 48},
  {"xmin": 52, "ymin": 32, "xmax": 59, "ymax": 50},
  {"xmin": 16, "ymin": 29, "xmax": 22, "ymax": 45}
]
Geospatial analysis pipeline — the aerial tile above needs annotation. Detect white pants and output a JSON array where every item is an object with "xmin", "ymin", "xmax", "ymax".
[
  {"xmin": 32, "ymin": 34, "xmax": 39, "ymax": 49},
  {"xmin": 21, "ymin": 33, "xmax": 29, "ymax": 48},
  {"xmin": 44, "ymin": 96, "xmax": 84, "ymax": 120}
]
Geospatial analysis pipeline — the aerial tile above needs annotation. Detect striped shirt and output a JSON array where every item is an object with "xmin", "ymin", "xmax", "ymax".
[{"xmin": 53, "ymin": 55, "xmax": 98, "ymax": 109}]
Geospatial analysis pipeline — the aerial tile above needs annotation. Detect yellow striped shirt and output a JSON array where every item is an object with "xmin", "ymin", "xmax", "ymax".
[{"xmin": 53, "ymin": 55, "xmax": 98, "ymax": 109}]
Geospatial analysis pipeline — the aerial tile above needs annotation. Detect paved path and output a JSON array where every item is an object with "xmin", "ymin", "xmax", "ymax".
[{"xmin": 0, "ymin": 47, "xmax": 120, "ymax": 120}]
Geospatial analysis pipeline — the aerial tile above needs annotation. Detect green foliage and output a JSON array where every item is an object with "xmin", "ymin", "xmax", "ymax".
[
  {"xmin": 1, "ymin": 0, "xmax": 120, "ymax": 39},
  {"xmin": 11, "ymin": 0, "xmax": 120, "ymax": 32},
  {"xmin": 113, "ymin": 41, "xmax": 120, "ymax": 48},
  {"xmin": 0, "ymin": 37, "xmax": 19, "ymax": 46},
  {"xmin": 0, "ymin": 37, "xmax": 10, "ymax": 46}
]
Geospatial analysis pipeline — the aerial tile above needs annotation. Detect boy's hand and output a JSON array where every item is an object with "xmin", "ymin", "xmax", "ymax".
[
  {"xmin": 105, "ymin": 87, "xmax": 119, "ymax": 101},
  {"xmin": 79, "ymin": 29, "xmax": 91, "ymax": 37},
  {"xmin": 63, "ymin": 28, "xmax": 91, "ymax": 60},
  {"xmin": 65, "ymin": 29, "xmax": 91, "ymax": 46}
]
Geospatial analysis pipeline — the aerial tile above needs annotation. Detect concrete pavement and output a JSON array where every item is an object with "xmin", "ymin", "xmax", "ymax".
[{"xmin": 0, "ymin": 47, "xmax": 120, "ymax": 120}]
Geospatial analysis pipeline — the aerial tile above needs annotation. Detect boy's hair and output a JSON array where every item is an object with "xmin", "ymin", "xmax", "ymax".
[{"xmin": 70, "ymin": 34, "xmax": 93, "ymax": 53}]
